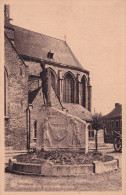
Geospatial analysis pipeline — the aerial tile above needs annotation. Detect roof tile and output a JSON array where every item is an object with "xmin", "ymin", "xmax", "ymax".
[
  {"xmin": 63, "ymin": 102, "xmax": 92, "ymax": 122},
  {"xmin": 103, "ymin": 104, "xmax": 122, "ymax": 119},
  {"xmin": 13, "ymin": 26, "xmax": 84, "ymax": 69}
]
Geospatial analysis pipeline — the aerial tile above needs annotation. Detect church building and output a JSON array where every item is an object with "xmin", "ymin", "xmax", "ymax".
[{"xmin": 4, "ymin": 5, "xmax": 92, "ymax": 151}]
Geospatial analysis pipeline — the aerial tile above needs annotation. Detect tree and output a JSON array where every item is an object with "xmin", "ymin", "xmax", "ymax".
[{"xmin": 91, "ymin": 113, "xmax": 103, "ymax": 153}]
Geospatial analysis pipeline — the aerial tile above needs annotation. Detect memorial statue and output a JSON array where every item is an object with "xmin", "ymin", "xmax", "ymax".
[
  {"xmin": 40, "ymin": 62, "xmax": 51, "ymax": 106},
  {"xmin": 43, "ymin": 117, "xmax": 52, "ymax": 147}
]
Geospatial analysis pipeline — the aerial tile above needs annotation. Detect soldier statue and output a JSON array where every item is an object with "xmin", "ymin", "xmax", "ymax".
[{"xmin": 40, "ymin": 62, "xmax": 51, "ymax": 106}]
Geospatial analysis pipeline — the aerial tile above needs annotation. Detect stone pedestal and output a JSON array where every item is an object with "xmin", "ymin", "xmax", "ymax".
[{"xmin": 97, "ymin": 129, "xmax": 104, "ymax": 144}]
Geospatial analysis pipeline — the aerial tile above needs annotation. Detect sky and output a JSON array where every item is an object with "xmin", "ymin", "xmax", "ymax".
[{"xmin": 4, "ymin": 0, "xmax": 126, "ymax": 115}]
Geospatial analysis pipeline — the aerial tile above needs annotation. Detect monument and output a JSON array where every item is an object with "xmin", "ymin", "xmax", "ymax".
[
  {"xmin": 35, "ymin": 105, "xmax": 88, "ymax": 152},
  {"xmin": 40, "ymin": 62, "xmax": 51, "ymax": 106},
  {"xmin": 28, "ymin": 66, "xmax": 89, "ymax": 153}
]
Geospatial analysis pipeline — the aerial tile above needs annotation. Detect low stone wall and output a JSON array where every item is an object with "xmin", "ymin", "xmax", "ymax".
[
  {"xmin": 40, "ymin": 161, "xmax": 93, "ymax": 176},
  {"xmin": 7, "ymin": 158, "xmax": 118, "ymax": 176},
  {"xmin": 93, "ymin": 159, "xmax": 118, "ymax": 173}
]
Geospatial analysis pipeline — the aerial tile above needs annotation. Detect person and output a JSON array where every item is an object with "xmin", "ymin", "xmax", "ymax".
[
  {"xmin": 71, "ymin": 118, "xmax": 81, "ymax": 146},
  {"xmin": 43, "ymin": 117, "xmax": 52, "ymax": 147},
  {"xmin": 40, "ymin": 62, "xmax": 51, "ymax": 106}
]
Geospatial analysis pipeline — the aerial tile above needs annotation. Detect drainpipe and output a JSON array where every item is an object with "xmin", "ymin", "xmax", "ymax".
[
  {"xmin": 26, "ymin": 104, "xmax": 33, "ymax": 150},
  {"xmin": 26, "ymin": 106, "xmax": 30, "ymax": 150}
]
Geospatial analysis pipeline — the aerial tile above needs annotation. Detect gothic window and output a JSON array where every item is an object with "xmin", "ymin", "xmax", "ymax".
[
  {"xmin": 81, "ymin": 76, "xmax": 86, "ymax": 107},
  {"xmin": 4, "ymin": 68, "xmax": 8, "ymax": 117},
  {"xmin": 63, "ymin": 73, "xmax": 74, "ymax": 103},
  {"xmin": 48, "ymin": 68, "xmax": 57, "ymax": 95},
  {"xmin": 51, "ymin": 71, "xmax": 55, "ymax": 91}
]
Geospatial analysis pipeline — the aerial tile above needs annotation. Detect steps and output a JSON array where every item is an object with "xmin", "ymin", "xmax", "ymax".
[{"xmin": 88, "ymin": 141, "xmax": 114, "ymax": 152}]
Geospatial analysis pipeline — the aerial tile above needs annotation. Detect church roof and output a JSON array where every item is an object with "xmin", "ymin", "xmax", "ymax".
[
  {"xmin": 13, "ymin": 26, "xmax": 85, "ymax": 70},
  {"xmin": 103, "ymin": 103, "xmax": 122, "ymax": 119},
  {"xmin": 4, "ymin": 14, "xmax": 14, "ymax": 30},
  {"xmin": 62, "ymin": 103, "xmax": 92, "ymax": 122}
]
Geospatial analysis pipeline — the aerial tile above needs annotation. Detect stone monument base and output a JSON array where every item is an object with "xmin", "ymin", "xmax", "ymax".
[
  {"xmin": 30, "ymin": 106, "xmax": 88, "ymax": 153},
  {"xmin": 7, "ymin": 158, "xmax": 119, "ymax": 176}
]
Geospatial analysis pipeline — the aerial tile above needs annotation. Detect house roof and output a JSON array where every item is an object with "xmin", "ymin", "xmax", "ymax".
[
  {"xmin": 62, "ymin": 102, "xmax": 92, "ymax": 122},
  {"xmin": 103, "ymin": 104, "xmax": 122, "ymax": 119},
  {"xmin": 13, "ymin": 25, "xmax": 85, "ymax": 70}
]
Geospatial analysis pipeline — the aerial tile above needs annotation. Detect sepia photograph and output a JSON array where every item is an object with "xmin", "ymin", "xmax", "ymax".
[{"xmin": 0, "ymin": 0, "xmax": 126, "ymax": 193}]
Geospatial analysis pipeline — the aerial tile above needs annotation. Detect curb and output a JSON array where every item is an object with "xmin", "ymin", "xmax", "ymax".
[
  {"xmin": 93, "ymin": 159, "xmax": 118, "ymax": 173},
  {"xmin": 7, "ymin": 158, "xmax": 118, "ymax": 176}
]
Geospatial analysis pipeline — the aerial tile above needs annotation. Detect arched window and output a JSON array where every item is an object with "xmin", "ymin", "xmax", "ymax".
[
  {"xmin": 81, "ymin": 76, "xmax": 86, "ymax": 107},
  {"xmin": 34, "ymin": 120, "xmax": 37, "ymax": 138},
  {"xmin": 63, "ymin": 72, "xmax": 74, "ymax": 103},
  {"xmin": 48, "ymin": 68, "xmax": 57, "ymax": 94},
  {"xmin": 4, "ymin": 68, "xmax": 8, "ymax": 117},
  {"xmin": 51, "ymin": 71, "xmax": 55, "ymax": 91}
]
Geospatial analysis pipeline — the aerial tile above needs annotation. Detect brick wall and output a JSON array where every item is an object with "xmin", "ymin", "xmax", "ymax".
[{"xmin": 4, "ymin": 34, "xmax": 28, "ymax": 150}]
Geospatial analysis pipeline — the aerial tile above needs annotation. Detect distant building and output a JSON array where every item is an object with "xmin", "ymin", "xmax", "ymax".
[{"xmin": 102, "ymin": 103, "xmax": 122, "ymax": 143}]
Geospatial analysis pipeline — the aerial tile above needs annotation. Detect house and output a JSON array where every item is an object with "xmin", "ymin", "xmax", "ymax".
[
  {"xmin": 4, "ymin": 5, "xmax": 92, "ymax": 150},
  {"xmin": 102, "ymin": 103, "xmax": 122, "ymax": 143}
]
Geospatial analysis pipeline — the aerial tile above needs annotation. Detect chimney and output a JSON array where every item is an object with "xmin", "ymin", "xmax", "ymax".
[
  {"xmin": 115, "ymin": 103, "xmax": 120, "ymax": 107},
  {"xmin": 4, "ymin": 5, "xmax": 10, "ymax": 19}
]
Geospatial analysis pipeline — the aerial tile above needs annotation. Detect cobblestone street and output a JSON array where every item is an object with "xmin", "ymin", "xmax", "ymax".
[{"xmin": 5, "ymin": 151, "xmax": 122, "ymax": 191}]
